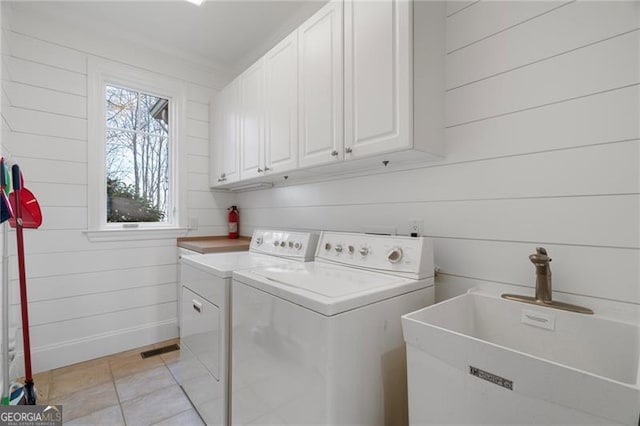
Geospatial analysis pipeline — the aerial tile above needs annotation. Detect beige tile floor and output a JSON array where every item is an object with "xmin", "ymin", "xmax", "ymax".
[{"xmin": 22, "ymin": 338, "xmax": 203, "ymax": 425}]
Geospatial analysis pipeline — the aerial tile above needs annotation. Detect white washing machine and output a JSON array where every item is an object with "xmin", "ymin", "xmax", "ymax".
[
  {"xmin": 230, "ymin": 231, "xmax": 435, "ymax": 425},
  {"xmin": 177, "ymin": 229, "xmax": 319, "ymax": 425}
]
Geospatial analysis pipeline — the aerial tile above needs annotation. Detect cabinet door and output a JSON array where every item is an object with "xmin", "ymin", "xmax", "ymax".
[
  {"xmin": 210, "ymin": 91, "xmax": 224, "ymax": 187},
  {"xmin": 210, "ymin": 80, "xmax": 240, "ymax": 186},
  {"xmin": 298, "ymin": 0, "xmax": 344, "ymax": 168},
  {"xmin": 264, "ymin": 32, "xmax": 298, "ymax": 174},
  {"xmin": 239, "ymin": 59, "xmax": 265, "ymax": 180},
  {"xmin": 344, "ymin": 0, "xmax": 411, "ymax": 158}
]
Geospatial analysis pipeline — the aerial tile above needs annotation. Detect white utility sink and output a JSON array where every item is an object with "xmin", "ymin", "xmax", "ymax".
[{"xmin": 402, "ymin": 290, "xmax": 640, "ymax": 425}]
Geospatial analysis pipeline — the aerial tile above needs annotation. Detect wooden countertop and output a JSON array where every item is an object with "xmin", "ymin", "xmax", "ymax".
[{"xmin": 177, "ymin": 236, "xmax": 251, "ymax": 254}]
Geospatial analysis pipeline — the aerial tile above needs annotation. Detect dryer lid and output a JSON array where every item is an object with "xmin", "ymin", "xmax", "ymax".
[
  {"xmin": 234, "ymin": 262, "xmax": 430, "ymax": 316},
  {"xmin": 181, "ymin": 252, "xmax": 293, "ymax": 278}
]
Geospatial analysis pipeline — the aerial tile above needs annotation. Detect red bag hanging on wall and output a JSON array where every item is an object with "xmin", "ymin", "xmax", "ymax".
[{"xmin": 228, "ymin": 205, "xmax": 239, "ymax": 239}]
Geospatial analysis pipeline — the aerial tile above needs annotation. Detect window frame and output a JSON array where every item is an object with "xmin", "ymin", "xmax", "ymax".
[{"xmin": 87, "ymin": 58, "xmax": 188, "ymax": 241}]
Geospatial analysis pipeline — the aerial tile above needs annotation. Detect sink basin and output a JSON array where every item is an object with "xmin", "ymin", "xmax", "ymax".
[{"xmin": 402, "ymin": 290, "xmax": 640, "ymax": 425}]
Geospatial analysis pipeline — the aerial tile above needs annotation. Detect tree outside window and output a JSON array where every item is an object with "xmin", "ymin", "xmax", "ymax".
[{"xmin": 105, "ymin": 85, "xmax": 170, "ymax": 223}]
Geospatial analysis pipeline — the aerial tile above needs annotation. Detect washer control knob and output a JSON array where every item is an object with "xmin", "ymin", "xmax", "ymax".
[
  {"xmin": 387, "ymin": 247, "xmax": 404, "ymax": 264},
  {"xmin": 359, "ymin": 247, "xmax": 369, "ymax": 256},
  {"xmin": 295, "ymin": 242, "xmax": 302, "ymax": 250},
  {"xmin": 325, "ymin": 242, "xmax": 332, "ymax": 251},
  {"xmin": 335, "ymin": 245, "xmax": 343, "ymax": 253},
  {"xmin": 348, "ymin": 245, "xmax": 355, "ymax": 254},
  {"xmin": 273, "ymin": 240, "xmax": 279, "ymax": 247},
  {"xmin": 288, "ymin": 241, "xmax": 294, "ymax": 248},
  {"xmin": 255, "ymin": 236, "xmax": 263, "ymax": 245},
  {"xmin": 280, "ymin": 241, "xmax": 286, "ymax": 247}
]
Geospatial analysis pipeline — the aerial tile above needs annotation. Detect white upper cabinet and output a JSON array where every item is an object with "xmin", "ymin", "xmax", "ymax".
[
  {"xmin": 344, "ymin": 0, "xmax": 412, "ymax": 158},
  {"xmin": 210, "ymin": 90, "xmax": 224, "ymax": 186},
  {"xmin": 210, "ymin": 80, "xmax": 240, "ymax": 187},
  {"xmin": 239, "ymin": 59, "xmax": 265, "ymax": 180},
  {"xmin": 297, "ymin": 0, "xmax": 344, "ymax": 169},
  {"xmin": 210, "ymin": 0, "xmax": 445, "ymax": 189},
  {"xmin": 264, "ymin": 32, "xmax": 298, "ymax": 175}
]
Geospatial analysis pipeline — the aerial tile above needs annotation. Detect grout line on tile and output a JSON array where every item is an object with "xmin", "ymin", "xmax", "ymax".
[
  {"xmin": 149, "ymin": 406, "xmax": 198, "ymax": 426},
  {"xmin": 107, "ymin": 351, "xmax": 128, "ymax": 426}
]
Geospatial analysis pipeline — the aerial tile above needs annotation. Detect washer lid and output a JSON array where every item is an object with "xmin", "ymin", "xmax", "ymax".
[
  {"xmin": 233, "ymin": 262, "xmax": 429, "ymax": 316},
  {"xmin": 181, "ymin": 252, "xmax": 293, "ymax": 278}
]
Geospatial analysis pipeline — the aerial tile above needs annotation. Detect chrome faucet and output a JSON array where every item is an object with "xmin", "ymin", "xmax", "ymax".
[
  {"xmin": 530, "ymin": 247, "xmax": 552, "ymax": 302},
  {"xmin": 502, "ymin": 247, "xmax": 593, "ymax": 314}
]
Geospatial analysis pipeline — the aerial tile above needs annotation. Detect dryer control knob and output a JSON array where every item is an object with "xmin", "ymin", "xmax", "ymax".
[
  {"xmin": 325, "ymin": 243, "xmax": 332, "ymax": 251},
  {"xmin": 359, "ymin": 247, "xmax": 369, "ymax": 256},
  {"xmin": 335, "ymin": 245, "xmax": 343, "ymax": 253},
  {"xmin": 387, "ymin": 247, "xmax": 403, "ymax": 264},
  {"xmin": 280, "ymin": 241, "xmax": 286, "ymax": 247},
  {"xmin": 295, "ymin": 242, "xmax": 302, "ymax": 250},
  {"xmin": 273, "ymin": 240, "xmax": 280, "ymax": 247},
  {"xmin": 288, "ymin": 241, "xmax": 294, "ymax": 248},
  {"xmin": 348, "ymin": 245, "xmax": 355, "ymax": 254}
]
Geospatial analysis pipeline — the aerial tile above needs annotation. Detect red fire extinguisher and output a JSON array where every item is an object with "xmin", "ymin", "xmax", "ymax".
[{"xmin": 228, "ymin": 205, "xmax": 239, "ymax": 239}]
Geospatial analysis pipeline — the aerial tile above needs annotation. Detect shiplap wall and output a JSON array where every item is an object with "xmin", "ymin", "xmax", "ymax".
[
  {"xmin": 1, "ymin": 4, "xmax": 235, "ymax": 372},
  {"xmin": 239, "ymin": 1, "xmax": 640, "ymax": 319}
]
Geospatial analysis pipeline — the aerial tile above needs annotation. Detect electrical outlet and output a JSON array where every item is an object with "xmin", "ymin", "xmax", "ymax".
[{"xmin": 408, "ymin": 220, "xmax": 423, "ymax": 236}]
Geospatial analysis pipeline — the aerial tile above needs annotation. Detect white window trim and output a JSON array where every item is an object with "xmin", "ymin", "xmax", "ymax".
[{"xmin": 86, "ymin": 57, "xmax": 188, "ymax": 241}]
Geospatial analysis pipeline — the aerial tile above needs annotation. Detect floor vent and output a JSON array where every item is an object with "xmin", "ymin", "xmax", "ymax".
[{"xmin": 140, "ymin": 344, "xmax": 180, "ymax": 359}]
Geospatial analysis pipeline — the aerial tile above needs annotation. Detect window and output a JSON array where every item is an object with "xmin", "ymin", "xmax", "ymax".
[
  {"xmin": 87, "ymin": 59, "xmax": 187, "ymax": 241},
  {"xmin": 106, "ymin": 85, "xmax": 170, "ymax": 223}
]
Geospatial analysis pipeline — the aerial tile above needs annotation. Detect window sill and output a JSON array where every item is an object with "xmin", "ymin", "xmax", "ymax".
[{"xmin": 84, "ymin": 227, "xmax": 190, "ymax": 242}]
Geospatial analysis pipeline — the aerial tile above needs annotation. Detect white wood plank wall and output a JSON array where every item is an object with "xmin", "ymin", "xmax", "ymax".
[
  {"xmin": 238, "ymin": 1, "xmax": 640, "ymax": 319},
  {"xmin": 1, "ymin": 4, "xmax": 235, "ymax": 372},
  {"xmin": 0, "ymin": 0, "xmax": 8, "ymax": 387}
]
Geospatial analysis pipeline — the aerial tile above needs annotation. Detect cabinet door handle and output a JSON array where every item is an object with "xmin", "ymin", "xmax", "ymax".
[
  {"xmin": 192, "ymin": 300, "xmax": 202, "ymax": 313},
  {"xmin": 345, "ymin": 147, "xmax": 353, "ymax": 154},
  {"xmin": 264, "ymin": 166, "xmax": 270, "ymax": 172},
  {"xmin": 257, "ymin": 168, "xmax": 263, "ymax": 173},
  {"xmin": 331, "ymin": 150, "xmax": 338, "ymax": 157},
  {"xmin": 217, "ymin": 177, "xmax": 226, "ymax": 182}
]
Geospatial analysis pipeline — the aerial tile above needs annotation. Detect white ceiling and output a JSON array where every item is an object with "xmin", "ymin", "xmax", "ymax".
[{"xmin": 12, "ymin": 1, "xmax": 326, "ymax": 74}]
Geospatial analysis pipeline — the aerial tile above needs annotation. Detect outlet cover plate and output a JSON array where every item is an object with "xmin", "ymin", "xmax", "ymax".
[{"xmin": 409, "ymin": 220, "xmax": 423, "ymax": 236}]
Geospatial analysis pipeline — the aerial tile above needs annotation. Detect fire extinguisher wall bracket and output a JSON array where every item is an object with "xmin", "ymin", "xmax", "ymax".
[{"xmin": 228, "ymin": 206, "xmax": 239, "ymax": 239}]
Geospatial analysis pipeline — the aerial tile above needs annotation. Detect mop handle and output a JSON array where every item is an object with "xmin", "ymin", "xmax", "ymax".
[
  {"xmin": 1, "ymin": 221, "xmax": 8, "ymax": 405},
  {"xmin": 11, "ymin": 165, "xmax": 32, "ymax": 382},
  {"xmin": 1, "ymin": 159, "xmax": 9, "ymax": 403},
  {"xmin": 0, "ymin": 160, "xmax": 13, "ymax": 220},
  {"xmin": 11, "ymin": 166, "xmax": 21, "ymax": 221}
]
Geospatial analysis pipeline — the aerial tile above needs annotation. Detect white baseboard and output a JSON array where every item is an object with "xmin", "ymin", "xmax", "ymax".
[{"xmin": 13, "ymin": 320, "xmax": 178, "ymax": 376}]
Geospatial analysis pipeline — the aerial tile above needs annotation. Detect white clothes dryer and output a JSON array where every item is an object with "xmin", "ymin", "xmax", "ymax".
[
  {"xmin": 176, "ymin": 229, "xmax": 318, "ymax": 425},
  {"xmin": 230, "ymin": 231, "xmax": 434, "ymax": 425}
]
